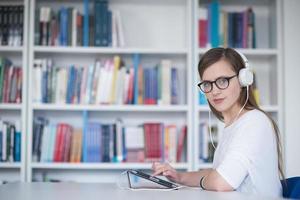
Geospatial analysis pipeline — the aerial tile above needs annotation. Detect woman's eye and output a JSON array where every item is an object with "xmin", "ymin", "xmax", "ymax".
[
  {"xmin": 217, "ymin": 78, "xmax": 227, "ymax": 85},
  {"xmin": 203, "ymin": 82, "xmax": 211, "ymax": 88}
]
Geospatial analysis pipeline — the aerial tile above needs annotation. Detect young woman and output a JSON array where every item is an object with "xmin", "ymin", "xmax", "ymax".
[{"xmin": 152, "ymin": 47, "xmax": 284, "ymax": 198}]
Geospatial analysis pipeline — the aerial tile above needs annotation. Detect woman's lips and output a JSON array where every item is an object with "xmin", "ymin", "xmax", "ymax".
[{"xmin": 213, "ymin": 98, "xmax": 225, "ymax": 104}]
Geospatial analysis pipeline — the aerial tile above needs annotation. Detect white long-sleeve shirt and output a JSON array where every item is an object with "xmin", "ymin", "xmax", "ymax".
[{"xmin": 212, "ymin": 109, "xmax": 282, "ymax": 198}]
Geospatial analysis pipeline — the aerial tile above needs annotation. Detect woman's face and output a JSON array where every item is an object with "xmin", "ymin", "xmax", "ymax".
[{"xmin": 201, "ymin": 59, "xmax": 241, "ymax": 113}]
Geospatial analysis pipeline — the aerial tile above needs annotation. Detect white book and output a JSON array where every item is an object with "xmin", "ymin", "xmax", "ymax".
[
  {"xmin": 85, "ymin": 64, "xmax": 95, "ymax": 104},
  {"xmin": 125, "ymin": 126, "xmax": 144, "ymax": 149},
  {"xmin": 72, "ymin": 9, "xmax": 77, "ymax": 47},
  {"xmin": 57, "ymin": 68, "xmax": 67, "ymax": 104},
  {"xmin": 116, "ymin": 67, "xmax": 125, "ymax": 105},
  {"xmin": 168, "ymin": 125, "xmax": 177, "ymax": 163},
  {"xmin": 40, "ymin": 125, "xmax": 49, "ymax": 162},
  {"xmin": 92, "ymin": 61, "xmax": 101, "ymax": 104},
  {"xmin": 98, "ymin": 62, "xmax": 107, "ymax": 104},
  {"xmin": 33, "ymin": 60, "xmax": 43, "ymax": 103},
  {"xmin": 161, "ymin": 60, "xmax": 172, "ymax": 105},
  {"xmin": 115, "ymin": 10, "xmax": 125, "ymax": 47},
  {"xmin": 96, "ymin": 61, "xmax": 104, "ymax": 104},
  {"xmin": 99, "ymin": 60, "xmax": 110, "ymax": 104},
  {"xmin": 116, "ymin": 119, "xmax": 123, "ymax": 162},
  {"xmin": 80, "ymin": 66, "xmax": 88, "ymax": 104},
  {"xmin": 111, "ymin": 11, "xmax": 118, "ymax": 47},
  {"xmin": 47, "ymin": 124, "xmax": 57, "ymax": 162},
  {"xmin": 2, "ymin": 122, "xmax": 7, "ymax": 162}
]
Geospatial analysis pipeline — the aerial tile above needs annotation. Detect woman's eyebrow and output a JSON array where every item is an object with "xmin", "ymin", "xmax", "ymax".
[{"xmin": 202, "ymin": 74, "xmax": 236, "ymax": 82}]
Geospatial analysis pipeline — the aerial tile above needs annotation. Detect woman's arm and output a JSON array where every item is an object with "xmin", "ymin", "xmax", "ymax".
[{"xmin": 152, "ymin": 162, "xmax": 234, "ymax": 190}]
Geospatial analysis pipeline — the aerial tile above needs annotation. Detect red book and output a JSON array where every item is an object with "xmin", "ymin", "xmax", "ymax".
[
  {"xmin": 144, "ymin": 123, "xmax": 162, "ymax": 162},
  {"xmin": 53, "ymin": 124, "xmax": 63, "ymax": 162},
  {"xmin": 15, "ymin": 68, "xmax": 22, "ymax": 103},
  {"xmin": 199, "ymin": 19, "xmax": 208, "ymax": 48},
  {"xmin": 176, "ymin": 125, "xmax": 187, "ymax": 162},
  {"xmin": 62, "ymin": 125, "xmax": 73, "ymax": 162}
]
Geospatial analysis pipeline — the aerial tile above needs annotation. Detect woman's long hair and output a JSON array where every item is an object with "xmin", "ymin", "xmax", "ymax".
[{"xmin": 198, "ymin": 47, "xmax": 284, "ymax": 180}]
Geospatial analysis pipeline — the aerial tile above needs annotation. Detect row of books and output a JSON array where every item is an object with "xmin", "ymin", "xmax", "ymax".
[
  {"xmin": 0, "ymin": 120, "xmax": 21, "ymax": 162},
  {"xmin": 199, "ymin": 122, "xmax": 219, "ymax": 163},
  {"xmin": 0, "ymin": 5, "xmax": 24, "ymax": 47},
  {"xmin": 32, "ymin": 56, "xmax": 180, "ymax": 105},
  {"xmin": 35, "ymin": 0, "xmax": 124, "ymax": 47},
  {"xmin": 0, "ymin": 58, "xmax": 22, "ymax": 103},
  {"xmin": 32, "ymin": 117, "xmax": 187, "ymax": 163},
  {"xmin": 198, "ymin": 2, "xmax": 256, "ymax": 48}
]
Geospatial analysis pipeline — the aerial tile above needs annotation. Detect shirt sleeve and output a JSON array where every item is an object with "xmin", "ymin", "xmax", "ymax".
[{"xmin": 215, "ymin": 114, "xmax": 273, "ymax": 189}]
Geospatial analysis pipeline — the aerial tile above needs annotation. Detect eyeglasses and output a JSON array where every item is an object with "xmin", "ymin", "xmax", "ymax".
[{"xmin": 197, "ymin": 75, "xmax": 237, "ymax": 93}]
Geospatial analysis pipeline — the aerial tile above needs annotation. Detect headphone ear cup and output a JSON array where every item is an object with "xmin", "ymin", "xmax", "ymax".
[{"xmin": 238, "ymin": 68, "xmax": 254, "ymax": 87}]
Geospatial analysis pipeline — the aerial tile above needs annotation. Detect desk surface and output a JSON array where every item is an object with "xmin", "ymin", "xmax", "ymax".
[{"xmin": 0, "ymin": 183, "xmax": 284, "ymax": 200}]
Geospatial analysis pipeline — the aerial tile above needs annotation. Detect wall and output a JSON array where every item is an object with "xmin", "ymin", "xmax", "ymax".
[{"xmin": 283, "ymin": 0, "xmax": 300, "ymax": 177}]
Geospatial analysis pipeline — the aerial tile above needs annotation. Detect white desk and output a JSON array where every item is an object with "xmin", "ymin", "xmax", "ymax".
[{"xmin": 0, "ymin": 183, "xmax": 284, "ymax": 200}]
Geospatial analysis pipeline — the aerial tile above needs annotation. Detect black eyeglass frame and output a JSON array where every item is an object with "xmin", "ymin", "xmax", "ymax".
[{"xmin": 197, "ymin": 75, "xmax": 238, "ymax": 93}]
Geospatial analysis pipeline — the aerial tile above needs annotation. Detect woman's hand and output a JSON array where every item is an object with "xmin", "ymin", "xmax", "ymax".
[{"xmin": 151, "ymin": 162, "xmax": 181, "ymax": 183}]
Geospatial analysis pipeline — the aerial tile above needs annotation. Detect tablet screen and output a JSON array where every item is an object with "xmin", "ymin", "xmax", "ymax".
[{"xmin": 127, "ymin": 169, "xmax": 179, "ymax": 189}]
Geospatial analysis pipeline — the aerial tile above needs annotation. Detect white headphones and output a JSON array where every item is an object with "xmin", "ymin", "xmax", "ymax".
[{"xmin": 235, "ymin": 50, "xmax": 254, "ymax": 87}]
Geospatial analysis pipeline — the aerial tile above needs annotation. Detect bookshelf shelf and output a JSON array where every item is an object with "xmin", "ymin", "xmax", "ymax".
[
  {"xmin": 198, "ymin": 105, "xmax": 279, "ymax": 112},
  {"xmin": 31, "ymin": 163, "xmax": 189, "ymax": 170},
  {"xmin": 31, "ymin": 104, "xmax": 189, "ymax": 112},
  {"xmin": 0, "ymin": 46, "xmax": 24, "ymax": 52},
  {"xmin": 198, "ymin": 163, "xmax": 213, "ymax": 169},
  {"xmin": 198, "ymin": 48, "xmax": 278, "ymax": 56},
  {"xmin": 0, "ymin": 163, "xmax": 22, "ymax": 169},
  {"xmin": 33, "ymin": 46, "xmax": 188, "ymax": 55},
  {"xmin": 0, "ymin": 104, "xmax": 22, "ymax": 110}
]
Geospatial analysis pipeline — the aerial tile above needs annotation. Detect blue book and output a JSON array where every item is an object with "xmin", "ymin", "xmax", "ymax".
[
  {"xmin": 101, "ymin": 1, "xmax": 109, "ymax": 46},
  {"xmin": 171, "ymin": 68, "xmax": 178, "ymax": 105},
  {"xmin": 210, "ymin": 1, "xmax": 220, "ymax": 47},
  {"xmin": 199, "ymin": 91, "xmax": 208, "ymax": 105},
  {"xmin": 82, "ymin": 111, "xmax": 88, "ymax": 162},
  {"xmin": 121, "ymin": 127, "xmax": 126, "ymax": 161},
  {"xmin": 107, "ymin": 10, "xmax": 112, "ymax": 46},
  {"xmin": 42, "ymin": 63, "xmax": 48, "ymax": 103},
  {"xmin": 13, "ymin": 123, "xmax": 21, "ymax": 162},
  {"xmin": 60, "ymin": 7, "xmax": 68, "ymax": 46},
  {"xmin": 66, "ymin": 66, "xmax": 72, "ymax": 103},
  {"xmin": 83, "ymin": 0, "xmax": 89, "ymax": 46},
  {"xmin": 101, "ymin": 125, "xmax": 111, "ymax": 162},
  {"xmin": 94, "ymin": 1, "xmax": 102, "ymax": 46},
  {"xmin": 133, "ymin": 54, "xmax": 140, "ymax": 104}
]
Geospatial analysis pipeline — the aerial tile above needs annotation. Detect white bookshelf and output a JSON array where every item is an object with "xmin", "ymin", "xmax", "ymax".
[
  {"xmin": 33, "ymin": 46, "xmax": 188, "ymax": 55},
  {"xmin": 31, "ymin": 162, "xmax": 189, "ymax": 170},
  {"xmin": 27, "ymin": 0, "xmax": 193, "ymax": 182},
  {"xmin": 0, "ymin": 0, "xmax": 281, "ymax": 182},
  {"xmin": 32, "ymin": 104, "xmax": 189, "ymax": 112},
  {"xmin": 0, "ymin": 0, "xmax": 29, "ymax": 183},
  {"xmin": 0, "ymin": 46, "xmax": 24, "ymax": 52},
  {"xmin": 193, "ymin": 0, "xmax": 283, "ymax": 170}
]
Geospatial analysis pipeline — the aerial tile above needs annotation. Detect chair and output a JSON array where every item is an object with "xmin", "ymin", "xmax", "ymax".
[{"xmin": 281, "ymin": 177, "xmax": 300, "ymax": 199}]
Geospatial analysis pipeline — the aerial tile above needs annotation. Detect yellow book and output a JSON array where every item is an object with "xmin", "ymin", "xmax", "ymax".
[{"xmin": 110, "ymin": 56, "xmax": 121, "ymax": 104}]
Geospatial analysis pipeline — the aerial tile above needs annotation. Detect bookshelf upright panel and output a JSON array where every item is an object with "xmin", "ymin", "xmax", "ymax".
[{"xmin": 0, "ymin": 0, "xmax": 29, "ymax": 183}]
